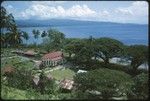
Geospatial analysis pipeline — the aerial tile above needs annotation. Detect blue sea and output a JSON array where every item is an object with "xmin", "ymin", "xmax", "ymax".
[{"xmin": 19, "ymin": 24, "xmax": 148, "ymax": 45}]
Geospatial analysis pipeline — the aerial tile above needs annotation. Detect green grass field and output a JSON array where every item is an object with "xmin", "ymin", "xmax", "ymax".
[{"xmin": 49, "ymin": 68, "xmax": 76, "ymax": 80}]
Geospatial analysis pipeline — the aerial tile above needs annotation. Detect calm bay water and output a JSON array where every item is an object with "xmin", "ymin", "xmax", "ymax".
[{"xmin": 19, "ymin": 24, "xmax": 148, "ymax": 45}]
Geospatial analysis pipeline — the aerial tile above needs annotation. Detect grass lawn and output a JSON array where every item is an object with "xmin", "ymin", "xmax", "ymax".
[{"xmin": 49, "ymin": 68, "xmax": 76, "ymax": 81}]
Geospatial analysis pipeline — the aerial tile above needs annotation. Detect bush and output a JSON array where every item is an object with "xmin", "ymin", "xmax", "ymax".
[
  {"xmin": 127, "ymin": 73, "xmax": 149, "ymax": 99},
  {"xmin": 6, "ymin": 68, "xmax": 33, "ymax": 90},
  {"xmin": 74, "ymin": 68, "xmax": 134, "ymax": 99}
]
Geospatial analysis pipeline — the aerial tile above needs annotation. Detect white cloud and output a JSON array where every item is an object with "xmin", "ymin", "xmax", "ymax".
[
  {"xmin": 32, "ymin": 1, "xmax": 66, "ymax": 6},
  {"xmin": 20, "ymin": 4, "xmax": 96, "ymax": 19},
  {"xmin": 66, "ymin": 4, "xmax": 96, "ymax": 17},
  {"xmin": 99, "ymin": 10, "xmax": 110, "ymax": 17},
  {"xmin": 115, "ymin": 8, "xmax": 133, "ymax": 15},
  {"xmin": 3, "ymin": 1, "xmax": 148, "ymax": 24},
  {"xmin": 115, "ymin": 1, "xmax": 148, "ymax": 16}
]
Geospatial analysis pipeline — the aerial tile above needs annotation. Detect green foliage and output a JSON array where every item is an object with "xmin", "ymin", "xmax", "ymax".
[
  {"xmin": 1, "ymin": 6, "xmax": 29, "ymax": 48},
  {"xmin": 41, "ymin": 31, "xmax": 47, "ymax": 37},
  {"xmin": 32, "ymin": 29, "xmax": 40, "ymax": 39},
  {"xmin": 74, "ymin": 68, "xmax": 133, "ymax": 99},
  {"xmin": 1, "ymin": 6, "xmax": 16, "ymax": 31},
  {"xmin": 94, "ymin": 37, "xmax": 124, "ymax": 64},
  {"xmin": 128, "ymin": 73, "xmax": 149, "ymax": 99},
  {"xmin": 42, "ymin": 29, "xmax": 65, "ymax": 52},
  {"xmin": 65, "ymin": 37, "xmax": 124, "ymax": 68},
  {"xmin": 1, "ymin": 56, "xmax": 34, "ymax": 70},
  {"xmin": 6, "ymin": 67, "xmax": 32, "ymax": 90},
  {"xmin": 64, "ymin": 39, "xmax": 85, "ymax": 62},
  {"xmin": 126, "ymin": 45, "xmax": 148, "ymax": 71}
]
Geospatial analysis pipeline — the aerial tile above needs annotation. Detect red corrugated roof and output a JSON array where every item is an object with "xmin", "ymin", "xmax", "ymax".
[
  {"xmin": 51, "ymin": 57, "xmax": 62, "ymax": 61},
  {"xmin": 42, "ymin": 51, "xmax": 63, "ymax": 60}
]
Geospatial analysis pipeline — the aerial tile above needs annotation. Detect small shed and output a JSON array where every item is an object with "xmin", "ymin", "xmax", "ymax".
[{"xmin": 59, "ymin": 79, "xmax": 74, "ymax": 90}]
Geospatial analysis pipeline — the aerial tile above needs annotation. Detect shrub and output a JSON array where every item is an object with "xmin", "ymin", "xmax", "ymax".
[
  {"xmin": 127, "ymin": 73, "xmax": 149, "ymax": 99},
  {"xmin": 74, "ymin": 68, "xmax": 134, "ymax": 99}
]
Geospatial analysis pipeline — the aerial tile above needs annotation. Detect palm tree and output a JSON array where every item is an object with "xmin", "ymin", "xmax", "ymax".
[
  {"xmin": 22, "ymin": 31, "xmax": 29, "ymax": 44},
  {"xmin": 1, "ymin": 6, "xmax": 28, "ymax": 47},
  {"xmin": 1, "ymin": 6, "xmax": 16, "ymax": 32},
  {"xmin": 47, "ymin": 29, "xmax": 65, "ymax": 50},
  {"xmin": 7, "ymin": 25, "xmax": 29, "ymax": 47},
  {"xmin": 1, "ymin": 6, "xmax": 16, "ymax": 47},
  {"xmin": 32, "ymin": 29, "xmax": 40, "ymax": 39},
  {"xmin": 32, "ymin": 29, "xmax": 40, "ymax": 45},
  {"xmin": 41, "ymin": 31, "xmax": 47, "ymax": 38}
]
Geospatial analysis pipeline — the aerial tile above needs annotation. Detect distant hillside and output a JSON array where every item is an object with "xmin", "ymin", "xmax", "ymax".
[{"xmin": 15, "ymin": 19, "xmax": 146, "ymax": 27}]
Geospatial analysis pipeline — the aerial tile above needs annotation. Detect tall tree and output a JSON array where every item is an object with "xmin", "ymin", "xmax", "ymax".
[
  {"xmin": 22, "ymin": 31, "xmax": 29, "ymax": 44},
  {"xmin": 74, "ymin": 36, "xmax": 96, "ymax": 65},
  {"xmin": 44, "ymin": 29, "xmax": 65, "ymax": 51},
  {"xmin": 94, "ymin": 37, "xmax": 124, "ymax": 64},
  {"xmin": 1, "ymin": 6, "xmax": 16, "ymax": 47},
  {"xmin": 8, "ymin": 25, "xmax": 29, "ymax": 47},
  {"xmin": 32, "ymin": 29, "xmax": 40, "ymax": 39},
  {"xmin": 41, "ymin": 31, "xmax": 47, "ymax": 38},
  {"xmin": 1, "ymin": 6, "xmax": 29, "ymax": 47},
  {"xmin": 126, "ymin": 45, "xmax": 148, "ymax": 71},
  {"xmin": 0, "ymin": 6, "xmax": 16, "ymax": 32},
  {"xmin": 64, "ymin": 38, "xmax": 84, "ymax": 58}
]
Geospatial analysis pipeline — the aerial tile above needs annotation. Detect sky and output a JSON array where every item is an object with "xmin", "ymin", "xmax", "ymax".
[{"xmin": 2, "ymin": 1, "xmax": 149, "ymax": 24}]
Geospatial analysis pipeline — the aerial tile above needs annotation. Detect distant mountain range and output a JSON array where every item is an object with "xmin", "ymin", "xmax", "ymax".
[{"xmin": 15, "ymin": 19, "xmax": 147, "ymax": 27}]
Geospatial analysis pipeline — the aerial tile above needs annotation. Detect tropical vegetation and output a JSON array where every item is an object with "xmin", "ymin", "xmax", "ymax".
[{"xmin": 1, "ymin": 6, "xmax": 149, "ymax": 100}]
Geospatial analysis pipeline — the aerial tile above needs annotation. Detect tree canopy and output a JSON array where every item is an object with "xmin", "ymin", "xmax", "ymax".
[
  {"xmin": 94, "ymin": 37, "xmax": 124, "ymax": 64},
  {"xmin": 1, "ymin": 6, "xmax": 16, "ymax": 31},
  {"xmin": 32, "ymin": 29, "xmax": 40, "ymax": 39},
  {"xmin": 1, "ymin": 6, "xmax": 29, "ymax": 47},
  {"xmin": 126, "ymin": 45, "xmax": 148, "ymax": 71},
  {"xmin": 42, "ymin": 29, "xmax": 65, "ymax": 52},
  {"xmin": 74, "ymin": 68, "xmax": 133, "ymax": 99}
]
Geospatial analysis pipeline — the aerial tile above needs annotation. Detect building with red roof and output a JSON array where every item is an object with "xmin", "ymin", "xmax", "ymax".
[{"xmin": 41, "ymin": 51, "xmax": 63, "ymax": 67}]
